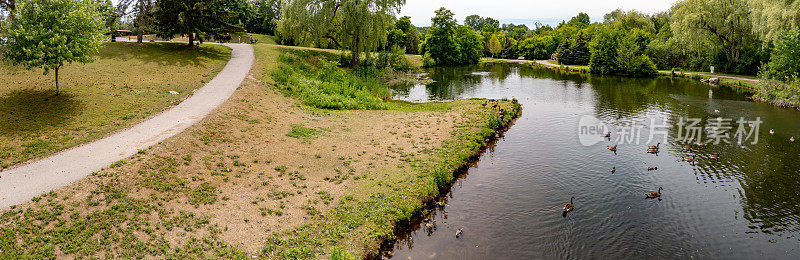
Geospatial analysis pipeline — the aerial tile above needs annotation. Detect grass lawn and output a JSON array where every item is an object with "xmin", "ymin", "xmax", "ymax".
[
  {"xmin": 0, "ymin": 42, "xmax": 230, "ymax": 168},
  {"xmin": 0, "ymin": 45, "xmax": 516, "ymax": 258}
]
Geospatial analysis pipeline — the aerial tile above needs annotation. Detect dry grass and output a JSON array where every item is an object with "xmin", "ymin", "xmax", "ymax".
[{"xmin": 0, "ymin": 42, "xmax": 230, "ymax": 169}]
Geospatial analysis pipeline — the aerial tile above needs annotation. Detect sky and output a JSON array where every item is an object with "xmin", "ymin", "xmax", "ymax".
[{"xmin": 399, "ymin": 0, "xmax": 680, "ymax": 27}]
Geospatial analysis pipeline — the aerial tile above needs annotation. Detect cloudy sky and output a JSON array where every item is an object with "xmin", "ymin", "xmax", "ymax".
[{"xmin": 399, "ymin": 0, "xmax": 680, "ymax": 27}]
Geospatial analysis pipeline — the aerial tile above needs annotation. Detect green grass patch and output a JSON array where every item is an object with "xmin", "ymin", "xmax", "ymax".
[
  {"xmin": 271, "ymin": 49, "xmax": 390, "ymax": 110},
  {"xmin": 286, "ymin": 124, "xmax": 324, "ymax": 140},
  {"xmin": 0, "ymin": 42, "xmax": 230, "ymax": 167}
]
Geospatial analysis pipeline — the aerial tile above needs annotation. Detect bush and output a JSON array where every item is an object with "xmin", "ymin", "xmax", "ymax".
[
  {"xmin": 626, "ymin": 55, "xmax": 658, "ymax": 77},
  {"xmin": 754, "ymin": 76, "xmax": 800, "ymax": 107},
  {"xmin": 589, "ymin": 27, "xmax": 619, "ymax": 74}
]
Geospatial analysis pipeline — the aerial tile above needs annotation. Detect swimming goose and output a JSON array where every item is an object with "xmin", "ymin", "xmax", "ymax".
[
  {"xmin": 646, "ymin": 187, "xmax": 663, "ymax": 198},
  {"xmin": 647, "ymin": 149, "xmax": 660, "ymax": 154},
  {"xmin": 456, "ymin": 228, "xmax": 463, "ymax": 238},
  {"xmin": 710, "ymin": 153, "xmax": 720, "ymax": 160},
  {"xmin": 603, "ymin": 131, "xmax": 611, "ymax": 138},
  {"xmin": 648, "ymin": 167, "xmax": 658, "ymax": 171},
  {"xmin": 648, "ymin": 143, "xmax": 660, "ymax": 150},
  {"xmin": 611, "ymin": 167, "xmax": 616, "ymax": 174},
  {"xmin": 696, "ymin": 142, "xmax": 707, "ymax": 148},
  {"xmin": 607, "ymin": 145, "xmax": 617, "ymax": 152},
  {"xmin": 792, "ymin": 137, "xmax": 796, "ymax": 142},
  {"xmin": 684, "ymin": 155, "xmax": 696, "ymax": 162},
  {"xmin": 563, "ymin": 197, "xmax": 575, "ymax": 212}
]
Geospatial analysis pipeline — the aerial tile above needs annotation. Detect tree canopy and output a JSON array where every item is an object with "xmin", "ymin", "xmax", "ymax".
[
  {"xmin": 153, "ymin": 0, "xmax": 241, "ymax": 46},
  {"xmin": 278, "ymin": 0, "xmax": 405, "ymax": 66}
]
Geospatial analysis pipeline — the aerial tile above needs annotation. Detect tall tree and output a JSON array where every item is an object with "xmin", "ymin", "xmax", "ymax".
[
  {"xmin": 487, "ymin": 33, "xmax": 501, "ymax": 58},
  {"xmin": 153, "ymin": 0, "xmax": 241, "ymax": 46},
  {"xmin": 132, "ymin": 0, "xmax": 155, "ymax": 43},
  {"xmin": 278, "ymin": 0, "xmax": 404, "ymax": 67},
  {"xmin": 424, "ymin": 7, "xmax": 458, "ymax": 65},
  {"xmin": 670, "ymin": 0, "xmax": 754, "ymax": 64},
  {"xmin": 749, "ymin": 0, "xmax": 800, "ymax": 43},
  {"xmin": 1, "ymin": 0, "xmax": 108, "ymax": 95}
]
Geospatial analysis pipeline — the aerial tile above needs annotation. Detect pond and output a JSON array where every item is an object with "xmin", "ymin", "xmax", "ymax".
[{"xmin": 389, "ymin": 63, "xmax": 800, "ymax": 259}]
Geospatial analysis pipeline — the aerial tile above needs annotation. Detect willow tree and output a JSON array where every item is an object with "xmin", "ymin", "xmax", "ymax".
[
  {"xmin": 278, "ymin": 0, "xmax": 405, "ymax": 67},
  {"xmin": 749, "ymin": 0, "xmax": 800, "ymax": 43},
  {"xmin": 670, "ymin": 0, "xmax": 754, "ymax": 64}
]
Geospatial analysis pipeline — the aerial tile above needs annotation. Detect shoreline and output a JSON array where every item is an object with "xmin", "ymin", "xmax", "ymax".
[{"xmin": 373, "ymin": 101, "xmax": 522, "ymax": 259}]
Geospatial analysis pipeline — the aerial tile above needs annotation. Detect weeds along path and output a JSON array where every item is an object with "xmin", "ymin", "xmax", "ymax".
[{"xmin": 0, "ymin": 43, "xmax": 254, "ymax": 209}]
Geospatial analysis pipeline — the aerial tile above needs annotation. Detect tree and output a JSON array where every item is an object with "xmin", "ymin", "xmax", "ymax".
[
  {"xmin": 568, "ymin": 12, "xmax": 591, "ymax": 27},
  {"xmin": 589, "ymin": 26, "xmax": 619, "ymax": 74},
  {"xmin": 455, "ymin": 26, "xmax": 483, "ymax": 64},
  {"xmin": 0, "ymin": 0, "xmax": 14, "ymax": 18},
  {"xmin": 763, "ymin": 29, "xmax": 800, "ymax": 81},
  {"xmin": 464, "ymin": 14, "xmax": 483, "ymax": 30},
  {"xmin": 487, "ymin": 34, "xmax": 501, "ymax": 58},
  {"xmin": 1, "ymin": 0, "xmax": 107, "ymax": 95},
  {"xmin": 750, "ymin": 0, "xmax": 800, "ymax": 43},
  {"xmin": 153, "ymin": 0, "xmax": 241, "ymax": 46},
  {"xmin": 404, "ymin": 25, "xmax": 420, "ymax": 54},
  {"xmin": 278, "ymin": 0, "xmax": 404, "ymax": 67},
  {"xmin": 132, "ymin": 0, "xmax": 156, "ymax": 43},
  {"xmin": 670, "ymin": 0, "xmax": 754, "ymax": 64},
  {"xmin": 424, "ymin": 7, "xmax": 459, "ymax": 65}
]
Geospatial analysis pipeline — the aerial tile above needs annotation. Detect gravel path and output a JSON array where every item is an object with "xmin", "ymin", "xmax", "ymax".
[{"xmin": 0, "ymin": 43, "xmax": 254, "ymax": 209}]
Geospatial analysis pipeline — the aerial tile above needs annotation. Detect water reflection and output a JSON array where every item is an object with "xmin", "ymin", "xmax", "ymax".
[{"xmin": 390, "ymin": 63, "xmax": 800, "ymax": 258}]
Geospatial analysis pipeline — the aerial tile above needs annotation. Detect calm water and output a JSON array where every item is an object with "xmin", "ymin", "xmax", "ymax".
[{"xmin": 389, "ymin": 64, "xmax": 800, "ymax": 259}]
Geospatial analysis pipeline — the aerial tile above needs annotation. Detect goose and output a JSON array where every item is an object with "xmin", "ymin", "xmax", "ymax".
[
  {"xmin": 603, "ymin": 131, "xmax": 611, "ymax": 138},
  {"xmin": 481, "ymin": 101, "xmax": 487, "ymax": 107},
  {"xmin": 456, "ymin": 228, "xmax": 463, "ymax": 238},
  {"xmin": 710, "ymin": 153, "xmax": 720, "ymax": 160},
  {"xmin": 611, "ymin": 167, "xmax": 616, "ymax": 174},
  {"xmin": 607, "ymin": 145, "xmax": 617, "ymax": 152},
  {"xmin": 646, "ymin": 187, "xmax": 663, "ymax": 198},
  {"xmin": 648, "ymin": 143, "xmax": 660, "ymax": 150},
  {"xmin": 563, "ymin": 197, "xmax": 575, "ymax": 212},
  {"xmin": 684, "ymin": 155, "xmax": 696, "ymax": 162},
  {"xmin": 770, "ymin": 129, "xmax": 775, "ymax": 135},
  {"xmin": 648, "ymin": 167, "xmax": 658, "ymax": 171},
  {"xmin": 647, "ymin": 149, "xmax": 660, "ymax": 154}
]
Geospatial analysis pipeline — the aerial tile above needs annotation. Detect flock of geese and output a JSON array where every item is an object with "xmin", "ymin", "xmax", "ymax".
[{"xmin": 563, "ymin": 116, "xmax": 797, "ymax": 216}]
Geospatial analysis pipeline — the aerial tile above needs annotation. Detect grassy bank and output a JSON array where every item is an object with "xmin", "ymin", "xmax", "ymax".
[
  {"xmin": 0, "ymin": 42, "xmax": 230, "ymax": 169},
  {"xmin": 0, "ymin": 44, "xmax": 518, "ymax": 259}
]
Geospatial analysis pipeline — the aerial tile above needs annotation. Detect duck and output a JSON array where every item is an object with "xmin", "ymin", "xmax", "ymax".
[
  {"xmin": 607, "ymin": 145, "xmax": 617, "ymax": 152},
  {"xmin": 647, "ymin": 167, "xmax": 658, "ymax": 171},
  {"xmin": 647, "ymin": 149, "xmax": 660, "ymax": 154},
  {"xmin": 611, "ymin": 167, "xmax": 616, "ymax": 174},
  {"xmin": 563, "ymin": 197, "xmax": 575, "ymax": 212},
  {"xmin": 710, "ymin": 153, "xmax": 720, "ymax": 160},
  {"xmin": 684, "ymin": 155, "xmax": 696, "ymax": 162},
  {"xmin": 648, "ymin": 143, "xmax": 660, "ymax": 150},
  {"xmin": 455, "ymin": 228, "xmax": 463, "ymax": 238},
  {"xmin": 770, "ymin": 129, "xmax": 775, "ymax": 135},
  {"xmin": 602, "ymin": 131, "xmax": 611, "ymax": 138},
  {"xmin": 646, "ymin": 187, "xmax": 663, "ymax": 198}
]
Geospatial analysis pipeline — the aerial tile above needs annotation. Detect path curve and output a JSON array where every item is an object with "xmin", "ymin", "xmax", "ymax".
[{"xmin": 0, "ymin": 43, "xmax": 254, "ymax": 209}]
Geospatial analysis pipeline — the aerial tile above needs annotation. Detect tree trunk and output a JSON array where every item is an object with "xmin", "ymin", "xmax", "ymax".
[
  {"xmin": 137, "ymin": 28, "xmax": 143, "ymax": 43},
  {"xmin": 55, "ymin": 67, "xmax": 60, "ymax": 96},
  {"xmin": 188, "ymin": 33, "xmax": 194, "ymax": 47},
  {"xmin": 351, "ymin": 32, "xmax": 361, "ymax": 67}
]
